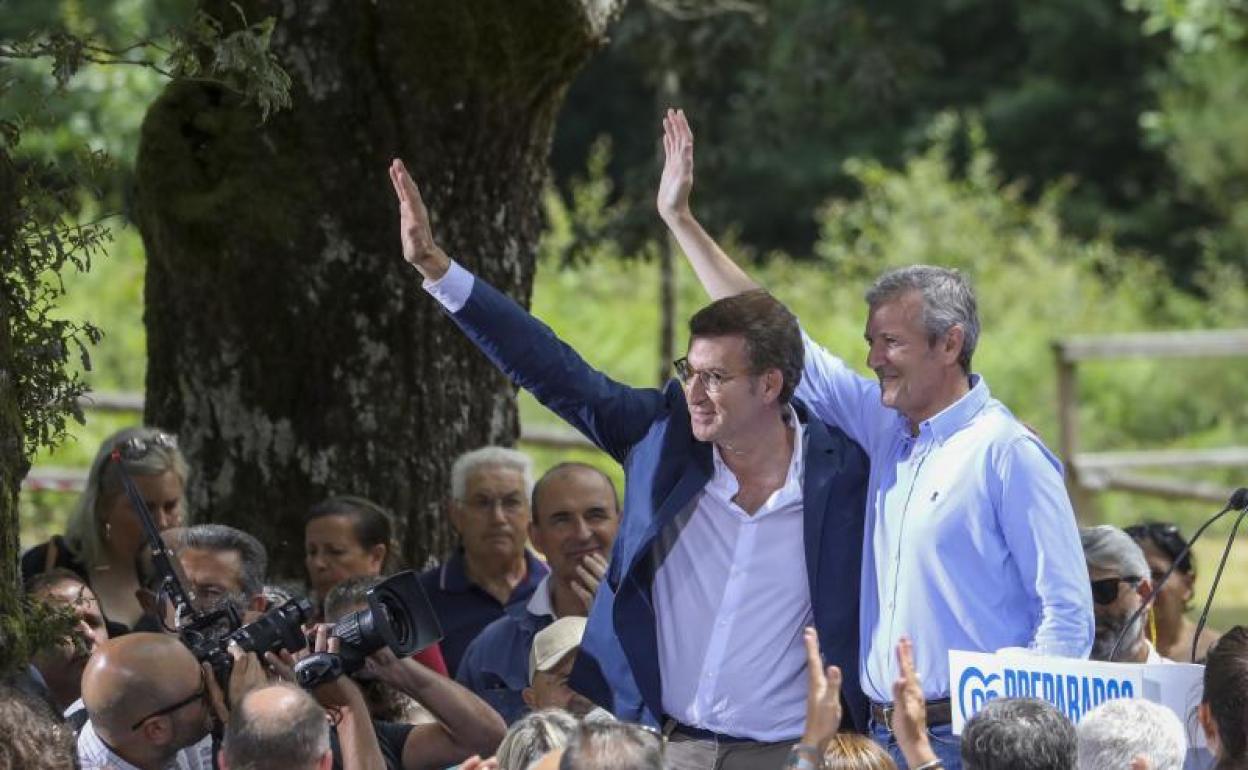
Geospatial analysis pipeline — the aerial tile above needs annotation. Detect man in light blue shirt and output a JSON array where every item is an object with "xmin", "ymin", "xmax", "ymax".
[{"xmin": 657, "ymin": 108, "xmax": 1094, "ymax": 769}]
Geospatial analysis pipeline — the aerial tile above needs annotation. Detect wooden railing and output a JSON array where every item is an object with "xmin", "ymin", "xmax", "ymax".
[{"xmin": 1052, "ymin": 329, "xmax": 1248, "ymax": 517}]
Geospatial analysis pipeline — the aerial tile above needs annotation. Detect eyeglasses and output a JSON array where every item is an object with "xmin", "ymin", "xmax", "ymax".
[
  {"xmin": 130, "ymin": 669, "xmax": 207, "ymax": 730},
  {"xmin": 113, "ymin": 431, "xmax": 178, "ymax": 462},
  {"xmin": 672, "ymin": 357, "xmax": 744, "ymax": 393},
  {"xmin": 463, "ymin": 495, "xmax": 527, "ymax": 516},
  {"xmin": 1090, "ymin": 576, "xmax": 1141, "ymax": 606}
]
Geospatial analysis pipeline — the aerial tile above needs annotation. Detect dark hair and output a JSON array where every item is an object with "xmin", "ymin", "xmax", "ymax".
[
  {"xmin": 306, "ymin": 495, "xmax": 403, "ymax": 572},
  {"xmin": 961, "ymin": 697, "xmax": 1076, "ymax": 770},
  {"xmin": 687, "ymin": 289, "xmax": 803, "ymax": 404},
  {"xmin": 531, "ymin": 462, "xmax": 620, "ymax": 526},
  {"xmin": 224, "ymin": 683, "xmax": 330, "ymax": 770},
  {"xmin": 1125, "ymin": 522, "xmax": 1192, "ymax": 575},
  {"xmin": 0, "ymin": 684, "xmax": 77, "ymax": 770},
  {"xmin": 24, "ymin": 568, "xmax": 87, "ymax": 597},
  {"xmin": 1203, "ymin": 626, "xmax": 1248, "ymax": 764},
  {"xmin": 323, "ymin": 575, "xmax": 383, "ymax": 623},
  {"xmin": 559, "ymin": 721, "xmax": 663, "ymax": 770},
  {"xmin": 179, "ymin": 523, "xmax": 268, "ymax": 598}
]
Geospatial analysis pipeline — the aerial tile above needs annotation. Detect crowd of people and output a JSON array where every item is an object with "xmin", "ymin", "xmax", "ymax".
[{"xmin": 3, "ymin": 109, "xmax": 1243, "ymax": 770}]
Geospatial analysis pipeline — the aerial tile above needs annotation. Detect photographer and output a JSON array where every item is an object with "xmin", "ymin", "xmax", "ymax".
[
  {"xmin": 77, "ymin": 633, "xmax": 222, "ymax": 770},
  {"xmin": 273, "ymin": 624, "xmax": 506, "ymax": 770}
]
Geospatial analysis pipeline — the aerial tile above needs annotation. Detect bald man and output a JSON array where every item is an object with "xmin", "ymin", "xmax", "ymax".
[
  {"xmin": 221, "ymin": 684, "xmax": 331, "ymax": 770},
  {"xmin": 78, "ymin": 633, "xmax": 215, "ymax": 770}
]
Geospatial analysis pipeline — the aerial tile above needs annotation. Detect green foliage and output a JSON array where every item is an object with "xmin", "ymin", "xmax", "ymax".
[
  {"xmin": 1125, "ymin": 0, "xmax": 1248, "ymax": 50},
  {"xmin": 166, "ymin": 4, "xmax": 291, "ymax": 120},
  {"xmin": 0, "ymin": 147, "xmax": 107, "ymax": 460},
  {"xmin": 553, "ymin": 0, "xmax": 1184, "ymax": 273}
]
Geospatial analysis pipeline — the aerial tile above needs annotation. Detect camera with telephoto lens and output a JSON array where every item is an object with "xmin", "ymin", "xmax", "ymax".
[
  {"xmin": 332, "ymin": 570, "xmax": 442, "ymax": 673},
  {"xmin": 183, "ymin": 596, "xmax": 315, "ymax": 685}
]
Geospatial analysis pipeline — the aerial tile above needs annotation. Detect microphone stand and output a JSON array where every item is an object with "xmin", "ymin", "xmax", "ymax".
[
  {"xmin": 110, "ymin": 448, "xmax": 238, "ymax": 637},
  {"xmin": 1106, "ymin": 487, "xmax": 1248, "ymax": 662},
  {"xmin": 1191, "ymin": 501, "xmax": 1248, "ymax": 662}
]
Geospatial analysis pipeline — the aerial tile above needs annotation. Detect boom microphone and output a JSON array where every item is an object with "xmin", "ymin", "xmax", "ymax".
[{"xmin": 1106, "ymin": 487, "xmax": 1248, "ymax": 662}]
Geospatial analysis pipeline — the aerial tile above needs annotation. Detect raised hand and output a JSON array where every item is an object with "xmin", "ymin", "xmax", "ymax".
[
  {"xmin": 891, "ymin": 636, "xmax": 938, "ymax": 767},
  {"xmin": 388, "ymin": 159, "xmax": 450, "ymax": 280},
  {"xmin": 800, "ymin": 627, "xmax": 843, "ymax": 753},
  {"xmin": 657, "ymin": 108, "xmax": 695, "ymax": 223},
  {"xmin": 569, "ymin": 552, "xmax": 608, "ymax": 614}
]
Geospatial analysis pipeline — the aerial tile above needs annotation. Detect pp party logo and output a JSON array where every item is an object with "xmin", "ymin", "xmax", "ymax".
[{"xmin": 957, "ymin": 667, "xmax": 1002, "ymax": 721}]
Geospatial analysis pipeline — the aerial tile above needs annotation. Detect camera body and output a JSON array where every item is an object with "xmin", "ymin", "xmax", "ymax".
[
  {"xmin": 184, "ymin": 596, "xmax": 315, "ymax": 686},
  {"xmin": 330, "ymin": 570, "xmax": 443, "ymax": 673}
]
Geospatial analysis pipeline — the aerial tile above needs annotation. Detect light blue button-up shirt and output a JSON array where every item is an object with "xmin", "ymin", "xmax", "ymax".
[{"xmin": 798, "ymin": 334, "xmax": 1093, "ymax": 703}]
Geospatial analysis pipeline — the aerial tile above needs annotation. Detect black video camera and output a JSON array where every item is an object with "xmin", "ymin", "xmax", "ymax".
[
  {"xmin": 330, "ymin": 570, "xmax": 441, "ymax": 672},
  {"xmin": 182, "ymin": 595, "xmax": 315, "ymax": 684},
  {"xmin": 294, "ymin": 570, "xmax": 442, "ymax": 689}
]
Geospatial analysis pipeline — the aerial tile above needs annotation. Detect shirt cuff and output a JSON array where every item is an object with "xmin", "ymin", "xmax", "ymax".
[{"xmin": 422, "ymin": 260, "xmax": 474, "ymax": 313}]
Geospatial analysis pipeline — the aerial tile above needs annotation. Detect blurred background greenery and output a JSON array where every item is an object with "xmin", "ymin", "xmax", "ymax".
[{"xmin": 8, "ymin": 0, "xmax": 1246, "ymax": 625}]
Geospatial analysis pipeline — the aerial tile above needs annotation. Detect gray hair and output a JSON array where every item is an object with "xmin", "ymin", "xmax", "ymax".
[
  {"xmin": 1081, "ymin": 525, "xmax": 1149, "ymax": 581},
  {"xmin": 65, "ymin": 426, "xmax": 189, "ymax": 571},
  {"xmin": 1077, "ymin": 698, "xmax": 1186, "ymax": 770},
  {"xmin": 865, "ymin": 265, "xmax": 980, "ymax": 373},
  {"xmin": 961, "ymin": 698, "xmax": 1076, "ymax": 770},
  {"xmin": 324, "ymin": 574, "xmax": 383, "ymax": 622},
  {"xmin": 179, "ymin": 524, "xmax": 268, "ymax": 599},
  {"xmin": 495, "ymin": 709, "xmax": 579, "ymax": 770},
  {"xmin": 559, "ymin": 721, "xmax": 663, "ymax": 770},
  {"xmin": 224, "ymin": 683, "xmax": 329, "ymax": 770},
  {"xmin": 450, "ymin": 446, "xmax": 535, "ymax": 502}
]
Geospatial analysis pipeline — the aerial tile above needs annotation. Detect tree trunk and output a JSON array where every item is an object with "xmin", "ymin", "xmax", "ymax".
[
  {"xmin": 135, "ymin": 1, "xmax": 621, "ymax": 579},
  {"xmin": 0, "ymin": 148, "xmax": 30, "ymax": 674}
]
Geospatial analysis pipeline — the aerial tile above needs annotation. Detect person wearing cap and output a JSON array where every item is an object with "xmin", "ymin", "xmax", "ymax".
[
  {"xmin": 522, "ymin": 616, "xmax": 603, "ymax": 720},
  {"xmin": 457, "ymin": 463, "xmax": 621, "ymax": 723}
]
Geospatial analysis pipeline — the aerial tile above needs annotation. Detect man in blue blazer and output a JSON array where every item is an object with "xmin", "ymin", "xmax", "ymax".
[{"xmin": 389, "ymin": 160, "xmax": 869, "ymax": 769}]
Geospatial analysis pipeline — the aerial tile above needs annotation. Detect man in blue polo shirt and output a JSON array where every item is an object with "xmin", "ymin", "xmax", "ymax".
[
  {"xmin": 418, "ymin": 446, "xmax": 549, "ymax": 676},
  {"xmin": 456, "ymin": 462, "xmax": 621, "ymax": 722}
]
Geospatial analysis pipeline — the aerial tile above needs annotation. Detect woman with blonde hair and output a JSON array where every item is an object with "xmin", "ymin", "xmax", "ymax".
[
  {"xmin": 21, "ymin": 426, "xmax": 188, "ymax": 632},
  {"xmin": 823, "ymin": 734, "xmax": 899, "ymax": 770}
]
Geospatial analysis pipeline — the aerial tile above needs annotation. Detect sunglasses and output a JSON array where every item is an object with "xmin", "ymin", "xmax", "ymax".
[
  {"xmin": 130, "ymin": 668, "xmax": 207, "ymax": 730},
  {"xmin": 113, "ymin": 431, "xmax": 178, "ymax": 462},
  {"xmin": 1090, "ymin": 576, "xmax": 1141, "ymax": 605}
]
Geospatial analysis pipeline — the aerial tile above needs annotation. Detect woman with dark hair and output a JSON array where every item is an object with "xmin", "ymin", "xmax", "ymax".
[
  {"xmin": 1198, "ymin": 625, "xmax": 1248, "ymax": 769},
  {"xmin": 21, "ymin": 426, "xmax": 189, "ymax": 632},
  {"xmin": 1125, "ymin": 522, "xmax": 1222, "ymax": 661},
  {"xmin": 304, "ymin": 495, "xmax": 448, "ymax": 675}
]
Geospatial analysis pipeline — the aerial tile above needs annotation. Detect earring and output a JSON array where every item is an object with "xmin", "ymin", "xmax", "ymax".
[
  {"xmin": 1147, "ymin": 607, "xmax": 1158, "ymax": 644},
  {"xmin": 104, "ymin": 520, "xmax": 112, "ymax": 540}
]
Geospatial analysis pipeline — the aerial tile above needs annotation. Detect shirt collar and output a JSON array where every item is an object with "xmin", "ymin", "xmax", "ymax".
[
  {"xmin": 895, "ymin": 373, "xmax": 990, "ymax": 445},
  {"xmin": 711, "ymin": 404, "xmax": 806, "ymax": 495},
  {"xmin": 525, "ymin": 573, "xmax": 556, "ymax": 619},
  {"xmin": 81, "ymin": 720, "xmax": 144, "ymax": 770},
  {"xmin": 441, "ymin": 548, "xmax": 548, "ymax": 596}
]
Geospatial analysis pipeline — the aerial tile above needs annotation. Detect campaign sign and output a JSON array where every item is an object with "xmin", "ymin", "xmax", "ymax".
[{"xmin": 950, "ymin": 650, "xmax": 1145, "ymax": 733}]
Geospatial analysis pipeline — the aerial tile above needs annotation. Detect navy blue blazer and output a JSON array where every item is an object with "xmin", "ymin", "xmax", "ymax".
[{"xmin": 447, "ymin": 275, "xmax": 870, "ymax": 731}]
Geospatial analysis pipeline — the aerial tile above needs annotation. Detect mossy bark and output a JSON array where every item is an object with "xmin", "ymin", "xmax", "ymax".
[
  {"xmin": 135, "ymin": 1, "xmax": 620, "ymax": 578},
  {"xmin": 0, "ymin": 148, "xmax": 30, "ymax": 674}
]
